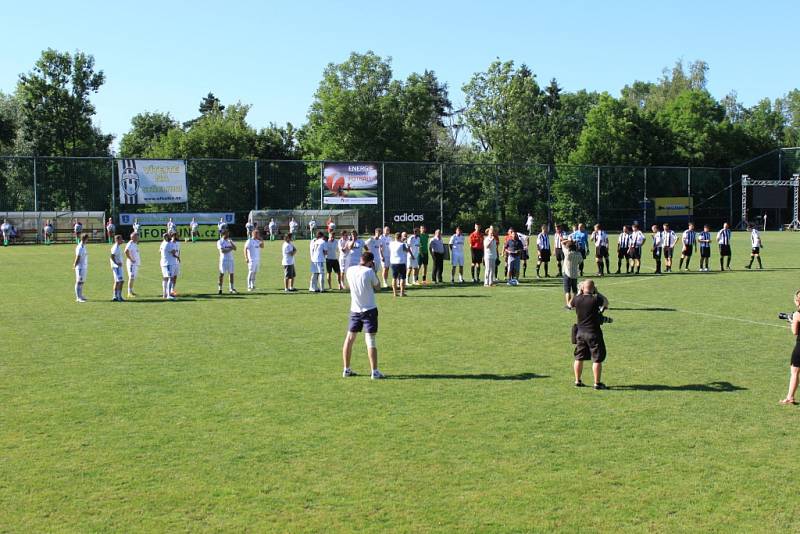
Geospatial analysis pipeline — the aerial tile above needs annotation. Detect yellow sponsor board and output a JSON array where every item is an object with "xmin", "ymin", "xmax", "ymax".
[
  {"xmin": 137, "ymin": 224, "xmax": 219, "ymax": 241},
  {"xmin": 654, "ymin": 197, "xmax": 693, "ymax": 218}
]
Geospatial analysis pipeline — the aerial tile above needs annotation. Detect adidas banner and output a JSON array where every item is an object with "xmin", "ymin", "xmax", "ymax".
[{"xmin": 118, "ymin": 159, "xmax": 187, "ymax": 205}]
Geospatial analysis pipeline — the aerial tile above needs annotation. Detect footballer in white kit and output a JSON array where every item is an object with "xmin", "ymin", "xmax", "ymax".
[
  {"xmin": 124, "ymin": 233, "xmax": 140, "ymax": 297},
  {"xmin": 159, "ymin": 234, "xmax": 178, "ymax": 299},
  {"xmin": 73, "ymin": 234, "xmax": 89, "ymax": 302},
  {"xmin": 245, "ymin": 230, "xmax": 264, "ymax": 291},
  {"xmin": 217, "ymin": 230, "xmax": 238, "ymax": 294},
  {"xmin": 449, "ymin": 228, "xmax": 466, "ymax": 283},
  {"xmin": 109, "ymin": 235, "xmax": 125, "ymax": 301}
]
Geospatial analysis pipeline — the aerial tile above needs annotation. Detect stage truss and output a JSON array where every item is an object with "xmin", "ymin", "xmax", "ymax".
[{"xmin": 740, "ymin": 174, "xmax": 800, "ymax": 229}]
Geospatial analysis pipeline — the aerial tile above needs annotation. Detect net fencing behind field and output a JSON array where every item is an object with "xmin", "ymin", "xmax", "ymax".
[{"xmin": 1, "ymin": 148, "xmax": 799, "ymax": 233}]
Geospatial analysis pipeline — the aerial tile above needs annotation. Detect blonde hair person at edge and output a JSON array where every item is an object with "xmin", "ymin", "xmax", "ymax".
[{"xmin": 780, "ymin": 290, "xmax": 800, "ymax": 405}]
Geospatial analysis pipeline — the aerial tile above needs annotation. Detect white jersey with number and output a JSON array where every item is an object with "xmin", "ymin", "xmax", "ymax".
[
  {"xmin": 160, "ymin": 240, "xmax": 176, "ymax": 267},
  {"xmin": 125, "ymin": 241, "xmax": 140, "ymax": 265},
  {"xmin": 310, "ymin": 238, "xmax": 327, "ymax": 263}
]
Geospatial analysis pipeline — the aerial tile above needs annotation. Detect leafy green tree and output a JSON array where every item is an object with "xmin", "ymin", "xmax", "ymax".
[
  {"xmin": 0, "ymin": 92, "xmax": 19, "ymax": 154},
  {"xmin": 655, "ymin": 89, "xmax": 729, "ymax": 166},
  {"xmin": 119, "ymin": 112, "xmax": 179, "ymax": 157}
]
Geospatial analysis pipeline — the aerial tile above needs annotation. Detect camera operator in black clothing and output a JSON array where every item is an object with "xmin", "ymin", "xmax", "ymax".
[{"xmin": 572, "ymin": 279, "xmax": 610, "ymax": 390}]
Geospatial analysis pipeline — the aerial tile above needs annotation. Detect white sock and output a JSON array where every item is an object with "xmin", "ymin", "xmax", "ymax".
[
  {"xmin": 75, "ymin": 284, "xmax": 81, "ymax": 299},
  {"xmin": 162, "ymin": 280, "xmax": 168, "ymax": 296}
]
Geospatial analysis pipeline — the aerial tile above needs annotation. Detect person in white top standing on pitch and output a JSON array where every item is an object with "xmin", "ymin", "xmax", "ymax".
[
  {"xmin": 347, "ymin": 230, "xmax": 365, "ymax": 272},
  {"xmin": 73, "ymin": 233, "xmax": 89, "ymax": 302},
  {"xmin": 379, "ymin": 225, "xmax": 392, "ymax": 288},
  {"xmin": 245, "ymin": 218, "xmax": 255, "ymax": 238},
  {"xmin": 124, "ymin": 232, "xmax": 140, "ymax": 297},
  {"xmin": 268, "ymin": 218, "xmax": 278, "ymax": 241},
  {"xmin": 746, "ymin": 223, "xmax": 763, "ymax": 269},
  {"xmin": 288, "ymin": 217, "xmax": 299, "ymax": 238},
  {"xmin": 159, "ymin": 233, "xmax": 178, "ymax": 300},
  {"xmin": 43, "ymin": 219, "xmax": 54, "ymax": 245},
  {"xmin": 170, "ymin": 232, "xmax": 182, "ymax": 296},
  {"xmin": 73, "ymin": 219, "xmax": 83, "ymax": 244},
  {"xmin": 244, "ymin": 229, "xmax": 264, "ymax": 291},
  {"xmin": 217, "ymin": 229, "xmax": 237, "ymax": 295},
  {"xmin": 309, "ymin": 230, "xmax": 327, "ymax": 292},
  {"xmin": 282, "ymin": 233, "xmax": 298, "ymax": 292},
  {"xmin": 189, "ymin": 217, "xmax": 199, "ymax": 242},
  {"xmin": 449, "ymin": 226, "xmax": 466, "ymax": 283},
  {"xmin": 308, "ymin": 218, "xmax": 317, "ymax": 238},
  {"xmin": 365, "ymin": 228, "xmax": 383, "ymax": 277},
  {"xmin": 166, "ymin": 217, "xmax": 177, "ymax": 235},
  {"xmin": 525, "ymin": 213, "xmax": 534, "ymax": 235},
  {"xmin": 132, "ymin": 218, "xmax": 141, "ymax": 235},
  {"xmin": 406, "ymin": 228, "xmax": 421, "ymax": 285},
  {"xmin": 483, "ymin": 227, "xmax": 498, "ymax": 287},
  {"xmin": 109, "ymin": 235, "xmax": 126, "ymax": 302},
  {"xmin": 217, "ymin": 217, "xmax": 228, "ymax": 238},
  {"xmin": 1, "ymin": 219, "xmax": 11, "ymax": 247},
  {"xmin": 342, "ymin": 251, "xmax": 384, "ymax": 379}
]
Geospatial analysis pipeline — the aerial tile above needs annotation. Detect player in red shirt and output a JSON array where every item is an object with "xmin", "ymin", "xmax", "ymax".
[{"xmin": 469, "ymin": 224, "xmax": 483, "ymax": 283}]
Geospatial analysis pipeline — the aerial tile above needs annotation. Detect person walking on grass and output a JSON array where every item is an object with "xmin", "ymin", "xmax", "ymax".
[
  {"xmin": 746, "ymin": 223, "xmax": 763, "ymax": 270},
  {"xmin": 341, "ymin": 251, "xmax": 384, "ymax": 379},
  {"xmin": 572, "ymin": 279, "xmax": 610, "ymax": 390},
  {"xmin": 282, "ymin": 233, "xmax": 297, "ymax": 292},
  {"xmin": 780, "ymin": 289, "xmax": 800, "ymax": 405},
  {"xmin": 73, "ymin": 233, "xmax": 89, "ymax": 302}
]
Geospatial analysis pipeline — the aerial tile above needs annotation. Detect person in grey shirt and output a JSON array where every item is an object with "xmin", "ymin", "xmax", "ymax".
[{"xmin": 429, "ymin": 229, "xmax": 446, "ymax": 283}]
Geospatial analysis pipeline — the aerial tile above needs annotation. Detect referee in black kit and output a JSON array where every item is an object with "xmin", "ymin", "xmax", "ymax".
[{"xmin": 571, "ymin": 279, "xmax": 609, "ymax": 390}]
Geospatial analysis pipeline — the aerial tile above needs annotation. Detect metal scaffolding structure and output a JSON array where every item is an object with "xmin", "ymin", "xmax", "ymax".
[{"xmin": 740, "ymin": 174, "xmax": 800, "ymax": 229}]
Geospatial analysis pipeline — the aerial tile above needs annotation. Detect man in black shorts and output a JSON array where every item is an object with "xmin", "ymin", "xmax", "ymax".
[
  {"xmin": 325, "ymin": 232, "xmax": 342, "ymax": 289},
  {"xmin": 342, "ymin": 252, "xmax": 384, "ymax": 379},
  {"xmin": 571, "ymin": 279, "xmax": 609, "ymax": 389}
]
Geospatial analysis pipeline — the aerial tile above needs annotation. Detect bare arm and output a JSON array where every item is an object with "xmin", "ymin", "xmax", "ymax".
[{"xmin": 792, "ymin": 312, "xmax": 799, "ymax": 336}]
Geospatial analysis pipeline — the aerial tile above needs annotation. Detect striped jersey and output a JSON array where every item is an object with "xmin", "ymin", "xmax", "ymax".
[
  {"xmin": 592, "ymin": 230, "xmax": 609, "ymax": 248},
  {"xmin": 631, "ymin": 230, "xmax": 645, "ymax": 247},
  {"xmin": 554, "ymin": 230, "xmax": 567, "ymax": 251},
  {"xmin": 618, "ymin": 232, "xmax": 630, "ymax": 250},
  {"xmin": 717, "ymin": 228, "xmax": 731, "ymax": 245},
  {"xmin": 661, "ymin": 230, "xmax": 677, "ymax": 248},
  {"xmin": 537, "ymin": 232, "xmax": 550, "ymax": 250},
  {"xmin": 751, "ymin": 229, "xmax": 761, "ymax": 247},
  {"xmin": 682, "ymin": 229, "xmax": 696, "ymax": 246},
  {"xmin": 698, "ymin": 231, "xmax": 711, "ymax": 248}
]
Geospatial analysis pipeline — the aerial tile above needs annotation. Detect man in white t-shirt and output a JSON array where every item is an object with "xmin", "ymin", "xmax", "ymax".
[
  {"xmin": 449, "ymin": 226, "xmax": 466, "ymax": 283},
  {"xmin": 217, "ymin": 229, "xmax": 237, "ymax": 294},
  {"xmin": 189, "ymin": 217, "xmax": 199, "ymax": 242},
  {"xmin": 109, "ymin": 234, "xmax": 125, "ymax": 302},
  {"xmin": 73, "ymin": 233, "xmax": 89, "ymax": 302},
  {"xmin": 337, "ymin": 232, "xmax": 350, "ymax": 280},
  {"xmin": 217, "ymin": 217, "xmax": 228, "ymax": 238},
  {"xmin": 379, "ymin": 225, "xmax": 392, "ymax": 288},
  {"xmin": 244, "ymin": 229, "xmax": 264, "ymax": 291},
  {"xmin": 525, "ymin": 213, "xmax": 534, "ymax": 235},
  {"xmin": 342, "ymin": 251, "xmax": 384, "ymax": 379},
  {"xmin": 282, "ymin": 233, "xmax": 297, "ymax": 292},
  {"xmin": 159, "ymin": 233, "xmax": 179, "ymax": 300},
  {"xmin": 1, "ymin": 219, "xmax": 11, "ymax": 247},
  {"xmin": 309, "ymin": 231, "xmax": 327, "ymax": 292},
  {"xmin": 73, "ymin": 219, "xmax": 83, "ymax": 244},
  {"xmin": 124, "ymin": 232, "xmax": 140, "ymax": 297},
  {"xmin": 365, "ymin": 228, "xmax": 383, "ymax": 276},
  {"xmin": 288, "ymin": 217, "xmax": 300, "ymax": 237},
  {"xmin": 268, "ymin": 218, "xmax": 278, "ymax": 241},
  {"xmin": 346, "ymin": 230, "xmax": 365, "ymax": 271},
  {"xmin": 388, "ymin": 232, "xmax": 412, "ymax": 297},
  {"xmin": 406, "ymin": 229, "xmax": 421, "ymax": 285},
  {"xmin": 166, "ymin": 217, "xmax": 177, "ymax": 235},
  {"xmin": 308, "ymin": 218, "xmax": 317, "ymax": 238},
  {"xmin": 105, "ymin": 218, "xmax": 116, "ymax": 244},
  {"xmin": 325, "ymin": 232, "xmax": 343, "ymax": 290}
]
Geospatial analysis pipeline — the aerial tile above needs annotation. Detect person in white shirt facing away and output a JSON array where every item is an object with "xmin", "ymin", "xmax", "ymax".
[
  {"xmin": 282, "ymin": 233, "xmax": 298, "ymax": 292},
  {"xmin": 244, "ymin": 229, "xmax": 264, "ymax": 291},
  {"xmin": 449, "ymin": 226, "xmax": 466, "ymax": 283},
  {"xmin": 341, "ymin": 251, "xmax": 384, "ymax": 379},
  {"xmin": 160, "ymin": 233, "xmax": 179, "ymax": 299},
  {"xmin": 124, "ymin": 232, "xmax": 140, "ymax": 297},
  {"xmin": 324, "ymin": 232, "xmax": 343, "ymax": 290},
  {"xmin": 109, "ymin": 235, "xmax": 126, "ymax": 302},
  {"xmin": 73, "ymin": 233, "xmax": 89, "ymax": 302},
  {"xmin": 309, "ymin": 231, "xmax": 327, "ymax": 292},
  {"xmin": 388, "ymin": 232, "xmax": 412, "ymax": 297},
  {"xmin": 169, "ymin": 232, "xmax": 182, "ymax": 297}
]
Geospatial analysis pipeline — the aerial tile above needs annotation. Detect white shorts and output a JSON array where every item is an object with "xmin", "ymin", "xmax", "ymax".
[
  {"xmin": 248, "ymin": 260, "xmax": 260, "ymax": 274},
  {"xmin": 112, "ymin": 265, "xmax": 124, "ymax": 282},
  {"xmin": 161, "ymin": 264, "xmax": 174, "ymax": 278},
  {"xmin": 310, "ymin": 261, "xmax": 324, "ymax": 274},
  {"xmin": 220, "ymin": 258, "xmax": 234, "ymax": 274},
  {"xmin": 172, "ymin": 263, "xmax": 181, "ymax": 277},
  {"xmin": 126, "ymin": 262, "xmax": 138, "ymax": 278},
  {"xmin": 339, "ymin": 259, "xmax": 348, "ymax": 272},
  {"xmin": 408, "ymin": 257, "xmax": 419, "ymax": 269},
  {"xmin": 75, "ymin": 267, "xmax": 86, "ymax": 283},
  {"xmin": 451, "ymin": 254, "xmax": 464, "ymax": 267}
]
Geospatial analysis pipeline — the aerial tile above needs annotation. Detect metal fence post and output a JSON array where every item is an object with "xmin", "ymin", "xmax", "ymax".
[
  {"xmin": 687, "ymin": 167, "xmax": 692, "ymax": 226},
  {"xmin": 381, "ymin": 162, "xmax": 385, "ymax": 227},
  {"xmin": 547, "ymin": 164, "xmax": 552, "ymax": 231},
  {"xmin": 33, "ymin": 157, "xmax": 38, "ymax": 211},
  {"xmin": 439, "ymin": 163, "xmax": 444, "ymax": 231},
  {"xmin": 184, "ymin": 159, "xmax": 189, "ymax": 212},
  {"xmin": 110, "ymin": 156, "xmax": 115, "ymax": 217},
  {"xmin": 494, "ymin": 164, "xmax": 500, "ymax": 225},
  {"xmin": 728, "ymin": 168, "xmax": 733, "ymax": 223},
  {"xmin": 643, "ymin": 167, "xmax": 648, "ymax": 229},
  {"xmin": 254, "ymin": 160, "xmax": 259, "ymax": 210},
  {"xmin": 596, "ymin": 166, "xmax": 601, "ymax": 223}
]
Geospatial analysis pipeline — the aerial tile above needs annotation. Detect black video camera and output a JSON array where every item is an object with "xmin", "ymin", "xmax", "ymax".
[{"xmin": 778, "ymin": 312, "xmax": 793, "ymax": 323}]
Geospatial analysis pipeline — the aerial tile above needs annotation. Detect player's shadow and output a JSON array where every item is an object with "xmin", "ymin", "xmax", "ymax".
[
  {"xmin": 612, "ymin": 307, "xmax": 676, "ymax": 312},
  {"xmin": 612, "ymin": 381, "xmax": 747, "ymax": 392},
  {"xmin": 410, "ymin": 294, "xmax": 489, "ymax": 299},
  {"xmin": 390, "ymin": 372, "xmax": 546, "ymax": 381}
]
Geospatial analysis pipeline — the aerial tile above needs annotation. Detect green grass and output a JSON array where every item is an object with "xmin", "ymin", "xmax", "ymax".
[{"xmin": 1, "ymin": 232, "xmax": 799, "ymax": 532}]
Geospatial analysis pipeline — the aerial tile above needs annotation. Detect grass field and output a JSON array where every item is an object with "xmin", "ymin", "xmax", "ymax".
[{"xmin": 1, "ymin": 231, "xmax": 799, "ymax": 532}]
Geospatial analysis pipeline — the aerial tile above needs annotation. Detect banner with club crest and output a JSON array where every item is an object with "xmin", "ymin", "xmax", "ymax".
[{"xmin": 118, "ymin": 159, "xmax": 188, "ymax": 205}]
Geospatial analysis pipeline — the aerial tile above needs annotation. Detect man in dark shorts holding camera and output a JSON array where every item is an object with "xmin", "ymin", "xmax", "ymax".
[
  {"xmin": 572, "ymin": 279, "xmax": 609, "ymax": 390},
  {"xmin": 342, "ymin": 251, "xmax": 384, "ymax": 379}
]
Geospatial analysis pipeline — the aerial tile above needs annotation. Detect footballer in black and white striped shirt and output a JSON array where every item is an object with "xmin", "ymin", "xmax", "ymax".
[
  {"xmin": 745, "ymin": 223, "xmax": 763, "ymax": 269},
  {"xmin": 717, "ymin": 222, "xmax": 732, "ymax": 271},
  {"xmin": 679, "ymin": 223, "xmax": 697, "ymax": 271}
]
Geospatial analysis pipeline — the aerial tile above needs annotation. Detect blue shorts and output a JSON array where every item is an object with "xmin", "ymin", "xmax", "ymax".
[
  {"xmin": 391, "ymin": 264, "xmax": 407, "ymax": 280},
  {"xmin": 112, "ymin": 266, "xmax": 124, "ymax": 282},
  {"xmin": 348, "ymin": 307, "xmax": 378, "ymax": 334}
]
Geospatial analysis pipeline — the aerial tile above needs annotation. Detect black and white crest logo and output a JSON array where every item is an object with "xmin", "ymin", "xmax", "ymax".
[{"xmin": 121, "ymin": 160, "xmax": 140, "ymax": 204}]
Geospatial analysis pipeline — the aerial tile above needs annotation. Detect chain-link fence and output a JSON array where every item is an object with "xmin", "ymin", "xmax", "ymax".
[{"xmin": 2, "ymin": 149, "xmax": 799, "ymax": 232}]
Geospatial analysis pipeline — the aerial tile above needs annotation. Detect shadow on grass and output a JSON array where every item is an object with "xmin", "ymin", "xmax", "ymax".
[
  {"xmin": 612, "ymin": 307, "xmax": 677, "ymax": 312},
  {"xmin": 409, "ymin": 294, "xmax": 489, "ymax": 299},
  {"xmin": 612, "ymin": 381, "xmax": 747, "ymax": 392},
  {"xmin": 390, "ymin": 372, "xmax": 547, "ymax": 381}
]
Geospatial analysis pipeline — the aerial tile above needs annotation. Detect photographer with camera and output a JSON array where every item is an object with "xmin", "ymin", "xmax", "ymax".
[
  {"xmin": 571, "ymin": 279, "xmax": 610, "ymax": 390},
  {"xmin": 779, "ymin": 291, "xmax": 800, "ymax": 405}
]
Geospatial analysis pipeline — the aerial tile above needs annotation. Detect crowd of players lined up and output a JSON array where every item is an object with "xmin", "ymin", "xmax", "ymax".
[{"xmin": 17, "ymin": 213, "xmax": 761, "ymax": 303}]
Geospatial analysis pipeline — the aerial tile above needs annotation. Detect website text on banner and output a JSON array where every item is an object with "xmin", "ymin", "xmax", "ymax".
[
  {"xmin": 119, "ymin": 213, "xmax": 235, "ymax": 226},
  {"xmin": 322, "ymin": 163, "xmax": 379, "ymax": 205},
  {"xmin": 119, "ymin": 159, "xmax": 188, "ymax": 204}
]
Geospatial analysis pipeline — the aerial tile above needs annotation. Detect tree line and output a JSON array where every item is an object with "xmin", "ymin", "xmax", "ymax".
[{"xmin": 0, "ymin": 48, "xmax": 798, "ymax": 225}]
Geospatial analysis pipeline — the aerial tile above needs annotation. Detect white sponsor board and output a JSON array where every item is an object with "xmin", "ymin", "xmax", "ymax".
[
  {"xmin": 119, "ymin": 213, "xmax": 234, "ymax": 226},
  {"xmin": 119, "ymin": 159, "xmax": 188, "ymax": 204}
]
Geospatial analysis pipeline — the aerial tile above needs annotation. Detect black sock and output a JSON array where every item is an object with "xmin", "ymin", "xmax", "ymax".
[
  {"xmin": 757, "ymin": 256, "xmax": 762, "ymax": 268},
  {"xmin": 685, "ymin": 258, "xmax": 691, "ymax": 269},
  {"xmin": 679, "ymin": 258, "xmax": 684, "ymax": 269},
  {"xmin": 605, "ymin": 259, "xmax": 610, "ymax": 273},
  {"xmin": 617, "ymin": 259, "xmax": 622, "ymax": 272},
  {"xmin": 720, "ymin": 258, "xmax": 724, "ymax": 270},
  {"xmin": 748, "ymin": 258, "xmax": 754, "ymax": 267},
  {"xmin": 727, "ymin": 258, "xmax": 731, "ymax": 268},
  {"xmin": 536, "ymin": 263, "xmax": 541, "ymax": 276},
  {"xmin": 544, "ymin": 264, "xmax": 549, "ymax": 276},
  {"xmin": 655, "ymin": 260, "xmax": 661, "ymax": 273},
  {"xmin": 523, "ymin": 263, "xmax": 527, "ymax": 276}
]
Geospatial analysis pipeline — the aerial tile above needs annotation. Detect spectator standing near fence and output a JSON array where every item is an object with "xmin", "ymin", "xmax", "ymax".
[
  {"xmin": 105, "ymin": 218, "xmax": 115, "ymax": 244},
  {"xmin": 289, "ymin": 217, "xmax": 300, "ymax": 238},
  {"xmin": 189, "ymin": 217, "xmax": 199, "ymax": 242},
  {"xmin": 429, "ymin": 229, "xmax": 445, "ymax": 283},
  {"xmin": 73, "ymin": 219, "xmax": 83, "ymax": 244},
  {"xmin": 217, "ymin": 217, "xmax": 228, "ymax": 238},
  {"xmin": 167, "ymin": 217, "xmax": 177, "ymax": 235},
  {"xmin": 1, "ymin": 219, "xmax": 11, "ymax": 247},
  {"xmin": 449, "ymin": 226, "xmax": 466, "ymax": 283},
  {"xmin": 73, "ymin": 233, "xmax": 89, "ymax": 302},
  {"xmin": 308, "ymin": 218, "xmax": 317, "ymax": 238},
  {"xmin": 125, "ymin": 232, "xmax": 140, "ymax": 297},
  {"xmin": 469, "ymin": 224, "xmax": 483, "ymax": 283},
  {"xmin": 268, "ymin": 218, "xmax": 277, "ymax": 241},
  {"xmin": 43, "ymin": 219, "xmax": 54, "ymax": 246},
  {"xmin": 133, "ymin": 218, "xmax": 141, "ymax": 236},
  {"xmin": 245, "ymin": 229, "xmax": 264, "ymax": 291}
]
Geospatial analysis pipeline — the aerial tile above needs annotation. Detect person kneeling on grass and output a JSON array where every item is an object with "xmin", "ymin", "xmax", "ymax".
[
  {"xmin": 572, "ymin": 279, "xmax": 609, "ymax": 390},
  {"xmin": 342, "ymin": 251, "xmax": 384, "ymax": 379}
]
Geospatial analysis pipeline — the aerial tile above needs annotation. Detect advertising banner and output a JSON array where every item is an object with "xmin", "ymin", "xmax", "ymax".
[
  {"xmin": 654, "ymin": 197, "xmax": 693, "ymax": 218},
  {"xmin": 323, "ymin": 163, "xmax": 379, "ymax": 205},
  {"xmin": 119, "ymin": 213, "xmax": 234, "ymax": 226},
  {"xmin": 118, "ymin": 159, "xmax": 188, "ymax": 204},
  {"xmin": 136, "ymin": 224, "xmax": 220, "ymax": 241}
]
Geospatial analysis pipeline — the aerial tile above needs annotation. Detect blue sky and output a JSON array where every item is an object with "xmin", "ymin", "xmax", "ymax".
[{"xmin": 2, "ymin": 0, "xmax": 797, "ymax": 148}]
